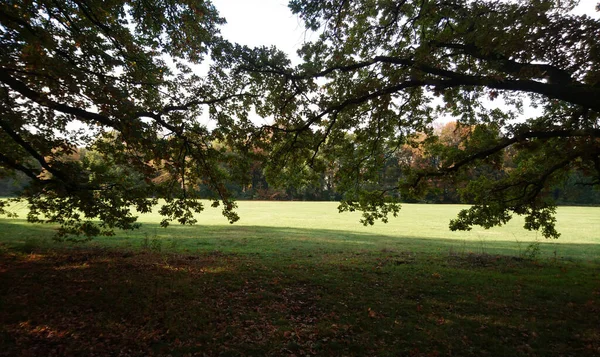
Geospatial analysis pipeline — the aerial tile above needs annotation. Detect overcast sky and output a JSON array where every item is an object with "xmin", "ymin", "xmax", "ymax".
[
  {"xmin": 211, "ymin": 0, "xmax": 307, "ymax": 63},
  {"xmin": 212, "ymin": 0, "xmax": 598, "ymax": 61}
]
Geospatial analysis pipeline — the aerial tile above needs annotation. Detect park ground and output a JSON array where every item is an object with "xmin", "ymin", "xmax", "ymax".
[{"xmin": 0, "ymin": 202, "xmax": 599, "ymax": 356}]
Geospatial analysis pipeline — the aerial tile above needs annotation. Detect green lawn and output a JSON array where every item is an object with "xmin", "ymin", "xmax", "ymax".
[
  {"xmin": 0, "ymin": 202, "xmax": 599, "ymax": 356},
  {"xmin": 1, "ymin": 201, "xmax": 599, "ymax": 260}
]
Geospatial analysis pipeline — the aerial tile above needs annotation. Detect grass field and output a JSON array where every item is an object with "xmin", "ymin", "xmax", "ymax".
[
  {"xmin": 0, "ymin": 202, "xmax": 599, "ymax": 356},
  {"xmin": 1, "ymin": 202, "xmax": 599, "ymax": 260}
]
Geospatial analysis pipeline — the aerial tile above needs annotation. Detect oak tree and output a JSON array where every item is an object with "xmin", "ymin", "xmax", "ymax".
[
  {"xmin": 0, "ymin": 0, "xmax": 260, "ymax": 238},
  {"xmin": 230, "ymin": 0, "xmax": 600, "ymax": 237},
  {"xmin": 1, "ymin": 0, "xmax": 599, "ymax": 239}
]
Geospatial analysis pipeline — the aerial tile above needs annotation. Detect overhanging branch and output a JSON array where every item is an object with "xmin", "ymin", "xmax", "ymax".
[
  {"xmin": 243, "ymin": 53, "xmax": 600, "ymax": 112},
  {"xmin": 0, "ymin": 152, "xmax": 42, "ymax": 182},
  {"xmin": 411, "ymin": 128, "xmax": 600, "ymax": 186},
  {"xmin": 0, "ymin": 68, "xmax": 121, "ymax": 129},
  {"xmin": 0, "ymin": 119, "xmax": 68, "ymax": 182}
]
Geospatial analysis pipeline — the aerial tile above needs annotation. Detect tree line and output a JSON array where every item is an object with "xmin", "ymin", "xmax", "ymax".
[{"xmin": 3, "ymin": 121, "xmax": 596, "ymax": 207}]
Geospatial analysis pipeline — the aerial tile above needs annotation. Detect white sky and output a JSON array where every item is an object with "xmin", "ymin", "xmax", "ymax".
[
  {"xmin": 213, "ymin": 0, "xmax": 599, "ymax": 58},
  {"xmin": 211, "ymin": 0, "xmax": 308, "ymax": 64},
  {"xmin": 573, "ymin": 0, "xmax": 599, "ymax": 16}
]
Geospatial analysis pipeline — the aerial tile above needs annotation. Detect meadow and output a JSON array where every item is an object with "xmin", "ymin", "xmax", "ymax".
[
  {"xmin": 0, "ymin": 202, "xmax": 599, "ymax": 356},
  {"xmin": 2, "ymin": 201, "xmax": 599, "ymax": 260}
]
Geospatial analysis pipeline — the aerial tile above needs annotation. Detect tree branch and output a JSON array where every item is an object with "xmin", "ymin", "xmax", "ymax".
[
  {"xmin": 245, "ymin": 54, "xmax": 600, "ymax": 112},
  {"xmin": 0, "ymin": 119, "xmax": 68, "ymax": 182},
  {"xmin": 411, "ymin": 128, "xmax": 600, "ymax": 186},
  {"xmin": 0, "ymin": 68, "xmax": 120, "ymax": 129},
  {"xmin": 433, "ymin": 42, "xmax": 575, "ymax": 84},
  {"xmin": 0, "ymin": 152, "xmax": 42, "ymax": 182}
]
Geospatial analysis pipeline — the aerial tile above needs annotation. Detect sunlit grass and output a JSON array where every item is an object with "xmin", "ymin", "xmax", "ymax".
[{"xmin": 0, "ymin": 201, "xmax": 598, "ymax": 261}]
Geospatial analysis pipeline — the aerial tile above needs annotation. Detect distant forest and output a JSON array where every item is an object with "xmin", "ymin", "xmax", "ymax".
[
  {"xmin": 2, "ymin": 122, "xmax": 598, "ymax": 206},
  {"xmin": 3, "ymin": 166, "xmax": 598, "ymax": 205}
]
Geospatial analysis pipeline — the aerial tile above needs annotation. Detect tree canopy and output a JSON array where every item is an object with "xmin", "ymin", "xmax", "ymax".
[
  {"xmin": 1, "ymin": 0, "xmax": 599, "ymax": 239},
  {"xmin": 0, "ymin": 0, "xmax": 250, "ymax": 238},
  {"xmin": 230, "ymin": 0, "xmax": 600, "ymax": 238}
]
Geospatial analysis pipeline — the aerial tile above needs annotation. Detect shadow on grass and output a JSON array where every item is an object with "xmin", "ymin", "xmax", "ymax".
[
  {"xmin": 1, "ymin": 245, "xmax": 599, "ymax": 357},
  {"xmin": 1, "ymin": 218, "xmax": 598, "ymax": 262}
]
